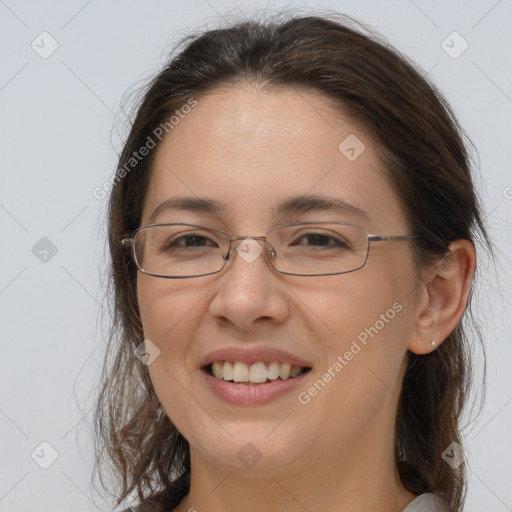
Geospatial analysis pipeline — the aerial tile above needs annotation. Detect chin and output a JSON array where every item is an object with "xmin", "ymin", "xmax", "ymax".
[{"xmin": 187, "ymin": 425, "xmax": 306, "ymax": 473}]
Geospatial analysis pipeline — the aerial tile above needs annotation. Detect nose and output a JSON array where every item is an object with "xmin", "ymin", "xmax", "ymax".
[
  {"xmin": 208, "ymin": 236, "xmax": 289, "ymax": 331},
  {"xmin": 223, "ymin": 235, "xmax": 276, "ymax": 267}
]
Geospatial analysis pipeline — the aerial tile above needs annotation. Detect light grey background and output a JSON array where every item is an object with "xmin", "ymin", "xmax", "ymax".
[{"xmin": 1, "ymin": 1, "xmax": 511, "ymax": 511}]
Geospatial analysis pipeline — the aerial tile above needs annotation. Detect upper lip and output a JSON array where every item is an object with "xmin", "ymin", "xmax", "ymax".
[{"xmin": 200, "ymin": 345, "xmax": 313, "ymax": 369}]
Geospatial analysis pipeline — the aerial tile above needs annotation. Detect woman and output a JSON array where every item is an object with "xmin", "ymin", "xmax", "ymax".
[{"xmin": 93, "ymin": 12, "xmax": 492, "ymax": 512}]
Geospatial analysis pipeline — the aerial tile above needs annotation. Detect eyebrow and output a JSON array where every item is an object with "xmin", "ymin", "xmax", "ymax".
[{"xmin": 147, "ymin": 194, "xmax": 370, "ymax": 224}]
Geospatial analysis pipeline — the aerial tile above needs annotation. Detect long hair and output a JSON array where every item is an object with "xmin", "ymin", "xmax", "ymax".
[{"xmin": 92, "ymin": 11, "xmax": 493, "ymax": 511}]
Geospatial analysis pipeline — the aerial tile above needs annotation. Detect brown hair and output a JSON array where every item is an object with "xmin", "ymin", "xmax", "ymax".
[{"xmin": 93, "ymin": 11, "xmax": 493, "ymax": 512}]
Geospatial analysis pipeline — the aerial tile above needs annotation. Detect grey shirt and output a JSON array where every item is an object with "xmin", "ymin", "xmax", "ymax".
[
  {"xmin": 122, "ymin": 492, "xmax": 449, "ymax": 512},
  {"xmin": 402, "ymin": 493, "xmax": 450, "ymax": 511}
]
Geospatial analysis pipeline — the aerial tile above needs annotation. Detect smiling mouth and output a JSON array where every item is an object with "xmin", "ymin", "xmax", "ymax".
[{"xmin": 203, "ymin": 361, "xmax": 312, "ymax": 385}]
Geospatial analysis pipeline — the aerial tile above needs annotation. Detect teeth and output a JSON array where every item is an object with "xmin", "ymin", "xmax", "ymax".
[
  {"xmin": 279, "ymin": 363, "xmax": 291, "ymax": 379},
  {"xmin": 248, "ymin": 362, "xmax": 268, "ymax": 383},
  {"xmin": 222, "ymin": 361, "xmax": 233, "ymax": 381},
  {"xmin": 267, "ymin": 361, "xmax": 280, "ymax": 380},
  {"xmin": 208, "ymin": 361, "xmax": 306, "ymax": 383},
  {"xmin": 212, "ymin": 361, "xmax": 223, "ymax": 379},
  {"xmin": 232, "ymin": 362, "xmax": 249, "ymax": 382},
  {"xmin": 290, "ymin": 366, "xmax": 302, "ymax": 378}
]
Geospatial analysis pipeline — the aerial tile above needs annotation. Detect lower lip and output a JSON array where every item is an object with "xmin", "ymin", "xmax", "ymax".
[{"xmin": 201, "ymin": 369, "xmax": 311, "ymax": 405}]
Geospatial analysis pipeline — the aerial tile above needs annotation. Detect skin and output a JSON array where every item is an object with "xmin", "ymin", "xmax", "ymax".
[{"xmin": 136, "ymin": 83, "xmax": 476, "ymax": 512}]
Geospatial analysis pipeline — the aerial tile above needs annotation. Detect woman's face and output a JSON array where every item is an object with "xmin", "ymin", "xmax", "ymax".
[{"xmin": 137, "ymin": 84, "xmax": 422, "ymax": 474}]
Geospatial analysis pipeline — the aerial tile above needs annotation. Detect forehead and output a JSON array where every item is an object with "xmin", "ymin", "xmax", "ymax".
[{"xmin": 142, "ymin": 85, "xmax": 408, "ymax": 233}]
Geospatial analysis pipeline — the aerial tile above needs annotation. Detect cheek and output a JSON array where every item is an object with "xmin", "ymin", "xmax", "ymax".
[
  {"xmin": 136, "ymin": 276, "xmax": 209, "ymax": 372},
  {"xmin": 138, "ymin": 276, "xmax": 203, "ymax": 336},
  {"xmin": 319, "ymin": 292, "xmax": 407, "ymax": 390},
  {"xmin": 137, "ymin": 276, "xmax": 209, "ymax": 437},
  {"xmin": 294, "ymin": 283, "xmax": 410, "ymax": 448},
  {"xmin": 296, "ymin": 264, "xmax": 409, "ymax": 349},
  {"xmin": 301, "ymin": 256, "xmax": 415, "ymax": 390}
]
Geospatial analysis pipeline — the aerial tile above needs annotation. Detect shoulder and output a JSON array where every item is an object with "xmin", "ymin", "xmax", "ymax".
[{"xmin": 402, "ymin": 493, "xmax": 450, "ymax": 512}]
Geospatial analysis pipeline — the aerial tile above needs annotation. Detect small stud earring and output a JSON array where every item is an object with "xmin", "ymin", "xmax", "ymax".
[{"xmin": 431, "ymin": 340, "xmax": 436, "ymax": 346}]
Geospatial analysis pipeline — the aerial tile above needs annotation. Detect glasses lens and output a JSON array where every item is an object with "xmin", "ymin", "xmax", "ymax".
[
  {"xmin": 267, "ymin": 222, "xmax": 368, "ymax": 275},
  {"xmin": 133, "ymin": 224, "xmax": 229, "ymax": 277},
  {"xmin": 133, "ymin": 222, "xmax": 369, "ymax": 277}
]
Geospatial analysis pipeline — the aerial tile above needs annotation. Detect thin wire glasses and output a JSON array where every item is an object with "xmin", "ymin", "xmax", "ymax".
[{"xmin": 121, "ymin": 221, "xmax": 419, "ymax": 278}]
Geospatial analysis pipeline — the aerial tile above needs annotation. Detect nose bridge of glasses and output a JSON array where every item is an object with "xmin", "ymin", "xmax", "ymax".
[{"xmin": 227, "ymin": 235, "xmax": 276, "ymax": 261}]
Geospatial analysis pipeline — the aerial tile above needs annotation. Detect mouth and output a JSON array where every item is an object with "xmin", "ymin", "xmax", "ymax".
[{"xmin": 202, "ymin": 361, "xmax": 312, "ymax": 385}]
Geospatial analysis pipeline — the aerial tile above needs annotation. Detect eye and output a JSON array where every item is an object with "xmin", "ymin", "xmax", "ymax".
[
  {"xmin": 166, "ymin": 231, "xmax": 219, "ymax": 248},
  {"xmin": 290, "ymin": 231, "xmax": 350, "ymax": 249}
]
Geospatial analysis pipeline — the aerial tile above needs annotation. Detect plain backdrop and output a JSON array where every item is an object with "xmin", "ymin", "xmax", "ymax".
[{"xmin": 0, "ymin": 1, "xmax": 511, "ymax": 511}]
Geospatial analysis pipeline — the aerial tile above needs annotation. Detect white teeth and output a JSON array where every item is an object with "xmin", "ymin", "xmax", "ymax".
[
  {"xmin": 208, "ymin": 361, "xmax": 306, "ymax": 383},
  {"xmin": 222, "ymin": 361, "xmax": 233, "ymax": 381},
  {"xmin": 248, "ymin": 362, "xmax": 268, "ymax": 383},
  {"xmin": 279, "ymin": 363, "xmax": 291, "ymax": 379},
  {"xmin": 212, "ymin": 361, "xmax": 223, "ymax": 379},
  {"xmin": 232, "ymin": 362, "xmax": 249, "ymax": 382},
  {"xmin": 267, "ymin": 361, "xmax": 280, "ymax": 380}
]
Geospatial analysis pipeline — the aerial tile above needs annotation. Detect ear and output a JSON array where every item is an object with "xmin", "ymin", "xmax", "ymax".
[{"xmin": 408, "ymin": 239, "xmax": 476, "ymax": 355}]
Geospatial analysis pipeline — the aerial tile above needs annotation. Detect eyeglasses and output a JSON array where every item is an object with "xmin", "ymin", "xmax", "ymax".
[{"xmin": 121, "ymin": 221, "xmax": 419, "ymax": 278}]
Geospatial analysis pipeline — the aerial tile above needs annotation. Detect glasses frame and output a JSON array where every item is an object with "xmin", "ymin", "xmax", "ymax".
[{"xmin": 121, "ymin": 221, "xmax": 419, "ymax": 278}]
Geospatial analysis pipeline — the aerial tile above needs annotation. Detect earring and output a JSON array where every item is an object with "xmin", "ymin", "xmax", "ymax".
[{"xmin": 431, "ymin": 340, "xmax": 436, "ymax": 346}]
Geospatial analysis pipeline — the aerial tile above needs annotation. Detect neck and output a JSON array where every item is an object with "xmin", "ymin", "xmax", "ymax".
[{"xmin": 173, "ymin": 424, "xmax": 417, "ymax": 512}]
